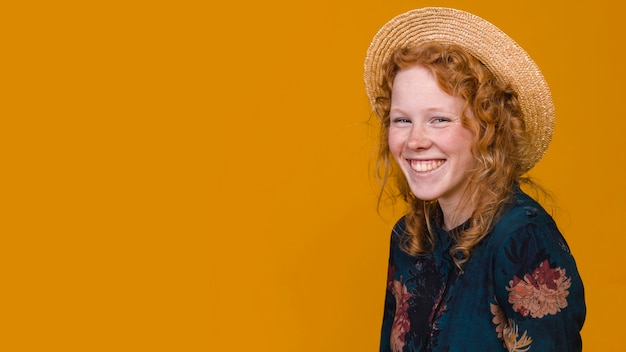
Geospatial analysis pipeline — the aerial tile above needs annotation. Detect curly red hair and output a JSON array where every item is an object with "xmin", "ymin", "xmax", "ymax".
[{"xmin": 374, "ymin": 43, "xmax": 530, "ymax": 267}]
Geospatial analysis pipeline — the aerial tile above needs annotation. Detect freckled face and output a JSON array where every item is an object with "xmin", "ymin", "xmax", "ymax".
[{"xmin": 388, "ymin": 64, "xmax": 477, "ymax": 212}]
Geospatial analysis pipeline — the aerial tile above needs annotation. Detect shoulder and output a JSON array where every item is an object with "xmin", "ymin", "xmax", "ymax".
[
  {"xmin": 490, "ymin": 191, "xmax": 565, "ymax": 249},
  {"xmin": 487, "ymin": 191, "xmax": 581, "ymax": 290},
  {"xmin": 390, "ymin": 216, "xmax": 408, "ymax": 242},
  {"xmin": 496, "ymin": 190, "xmax": 556, "ymax": 231},
  {"xmin": 485, "ymin": 190, "xmax": 579, "ymax": 275}
]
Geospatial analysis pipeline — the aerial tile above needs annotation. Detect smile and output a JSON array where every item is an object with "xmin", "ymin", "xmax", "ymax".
[{"xmin": 409, "ymin": 159, "xmax": 444, "ymax": 172}]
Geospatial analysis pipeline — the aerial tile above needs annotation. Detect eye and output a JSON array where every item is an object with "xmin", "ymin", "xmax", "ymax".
[
  {"xmin": 432, "ymin": 117, "xmax": 451, "ymax": 123},
  {"xmin": 392, "ymin": 117, "xmax": 411, "ymax": 124}
]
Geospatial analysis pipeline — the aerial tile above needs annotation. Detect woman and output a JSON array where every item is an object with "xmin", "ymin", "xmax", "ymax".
[{"xmin": 364, "ymin": 8, "xmax": 585, "ymax": 352}]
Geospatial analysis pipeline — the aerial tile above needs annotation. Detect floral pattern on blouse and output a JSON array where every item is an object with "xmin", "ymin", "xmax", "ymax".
[
  {"xmin": 379, "ymin": 189, "xmax": 585, "ymax": 351},
  {"xmin": 491, "ymin": 300, "xmax": 533, "ymax": 352},
  {"xmin": 507, "ymin": 259, "xmax": 571, "ymax": 318},
  {"xmin": 390, "ymin": 276, "xmax": 411, "ymax": 352}
]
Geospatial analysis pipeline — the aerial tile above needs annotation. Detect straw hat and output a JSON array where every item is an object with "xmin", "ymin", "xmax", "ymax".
[{"xmin": 364, "ymin": 7, "xmax": 554, "ymax": 173}]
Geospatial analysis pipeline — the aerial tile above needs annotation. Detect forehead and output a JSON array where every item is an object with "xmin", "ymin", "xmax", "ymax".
[{"xmin": 391, "ymin": 65, "xmax": 466, "ymax": 109}]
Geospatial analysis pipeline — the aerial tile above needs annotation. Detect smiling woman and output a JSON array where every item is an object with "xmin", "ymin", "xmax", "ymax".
[{"xmin": 365, "ymin": 7, "xmax": 585, "ymax": 352}]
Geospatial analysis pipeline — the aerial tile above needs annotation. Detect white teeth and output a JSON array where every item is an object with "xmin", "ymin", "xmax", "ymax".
[{"xmin": 410, "ymin": 160, "xmax": 444, "ymax": 172}]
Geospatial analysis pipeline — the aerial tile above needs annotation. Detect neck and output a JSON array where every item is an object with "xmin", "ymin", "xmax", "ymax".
[
  {"xmin": 441, "ymin": 210, "xmax": 472, "ymax": 231},
  {"xmin": 439, "ymin": 198, "xmax": 475, "ymax": 231}
]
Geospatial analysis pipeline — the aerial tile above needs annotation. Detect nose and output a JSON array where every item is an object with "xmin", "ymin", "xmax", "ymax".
[{"xmin": 406, "ymin": 124, "xmax": 431, "ymax": 150}]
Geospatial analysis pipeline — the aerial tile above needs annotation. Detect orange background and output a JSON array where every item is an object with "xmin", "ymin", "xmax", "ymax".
[{"xmin": 3, "ymin": 0, "xmax": 624, "ymax": 350}]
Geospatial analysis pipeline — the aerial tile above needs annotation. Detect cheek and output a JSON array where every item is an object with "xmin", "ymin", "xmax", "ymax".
[
  {"xmin": 447, "ymin": 132, "xmax": 475, "ymax": 162},
  {"xmin": 387, "ymin": 130, "xmax": 404, "ymax": 155}
]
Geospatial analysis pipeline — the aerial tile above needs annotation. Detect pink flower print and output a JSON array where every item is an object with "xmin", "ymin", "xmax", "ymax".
[
  {"xmin": 390, "ymin": 277, "xmax": 411, "ymax": 352},
  {"xmin": 507, "ymin": 260, "xmax": 571, "ymax": 318}
]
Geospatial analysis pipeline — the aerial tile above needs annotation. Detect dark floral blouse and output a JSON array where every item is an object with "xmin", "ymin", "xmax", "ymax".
[{"xmin": 380, "ymin": 190, "xmax": 585, "ymax": 351}]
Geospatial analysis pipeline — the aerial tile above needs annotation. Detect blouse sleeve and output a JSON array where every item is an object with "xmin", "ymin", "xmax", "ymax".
[
  {"xmin": 492, "ymin": 219, "xmax": 586, "ymax": 351},
  {"xmin": 379, "ymin": 229, "xmax": 397, "ymax": 352}
]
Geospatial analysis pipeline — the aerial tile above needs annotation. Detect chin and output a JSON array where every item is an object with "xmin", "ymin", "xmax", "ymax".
[{"xmin": 408, "ymin": 189, "xmax": 440, "ymax": 201}]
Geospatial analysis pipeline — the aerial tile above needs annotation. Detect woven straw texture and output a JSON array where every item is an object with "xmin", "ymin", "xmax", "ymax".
[{"xmin": 364, "ymin": 7, "xmax": 554, "ymax": 173}]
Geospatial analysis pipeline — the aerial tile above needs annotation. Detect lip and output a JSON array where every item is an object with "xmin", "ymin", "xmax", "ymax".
[{"xmin": 407, "ymin": 159, "xmax": 446, "ymax": 173}]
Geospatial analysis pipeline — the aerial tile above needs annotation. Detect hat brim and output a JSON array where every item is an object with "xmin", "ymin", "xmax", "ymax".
[{"xmin": 364, "ymin": 7, "xmax": 554, "ymax": 173}]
